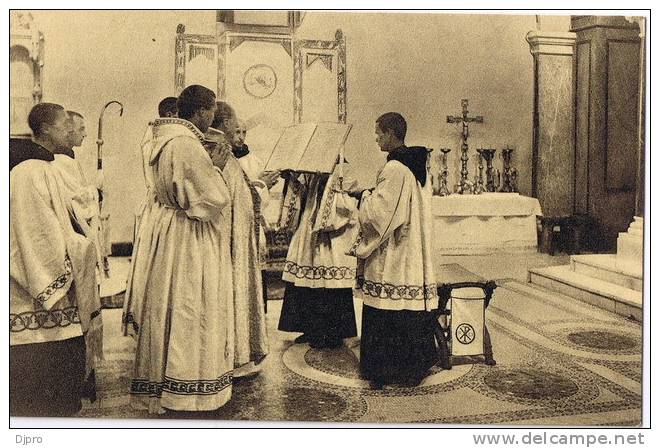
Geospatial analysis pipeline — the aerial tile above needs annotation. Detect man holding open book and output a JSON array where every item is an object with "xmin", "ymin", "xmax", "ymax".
[{"xmin": 274, "ymin": 122, "xmax": 359, "ymax": 349}]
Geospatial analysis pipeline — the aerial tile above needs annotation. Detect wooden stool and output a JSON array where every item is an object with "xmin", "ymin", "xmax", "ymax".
[
  {"xmin": 538, "ymin": 216, "xmax": 569, "ymax": 255},
  {"xmin": 561, "ymin": 214, "xmax": 594, "ymax": 255},
  {"xmin": 433, "ymin": 264, "xmax": 497, "ymax": 369},
  {"xmin": 538, "ymin": 215, "xmax": 594, "ymax": 255}
]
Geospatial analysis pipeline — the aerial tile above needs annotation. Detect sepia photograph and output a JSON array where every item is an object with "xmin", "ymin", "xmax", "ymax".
[{"xmin": 6, "ymin": 5, "xmax": 651, "ymax": 436}]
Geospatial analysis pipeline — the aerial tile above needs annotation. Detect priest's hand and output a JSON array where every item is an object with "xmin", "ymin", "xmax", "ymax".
[
  {"xmin": 209, "ymin": 143, "xmax": 231, "ymax": 170},
  {"xmin": 343, "ymin": 186, "xmax": 366, "ymax": 199},
  {"xmin": 259, "ymin": 170, "xmax": 280, "ymax": 189}
]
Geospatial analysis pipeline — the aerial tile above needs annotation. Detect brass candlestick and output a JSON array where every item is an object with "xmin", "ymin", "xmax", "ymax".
[
  {"xmin": 438, "ymin": 148, "xmax": 451, "ymax": 196},
  {"xmin": 481, "ymin": 148, "xmax": 497, "ymax": 192},
  {"xmin": 499, "ymin": 147, "xmax": 515, "ymax": 192},
  {"xmin": 474, "ymin": 149, "xmax": 487, "ymax": 194}
]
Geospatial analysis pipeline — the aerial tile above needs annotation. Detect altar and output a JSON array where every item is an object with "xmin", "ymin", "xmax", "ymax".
[{"xmin": 432, "ymin": 193, "xmax": 542, "ymax": 254}]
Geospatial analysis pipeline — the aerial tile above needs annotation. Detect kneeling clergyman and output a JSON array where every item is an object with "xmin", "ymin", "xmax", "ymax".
[{"xmin": 351, "ymin": 112, "xmax": 438, "ymax": 389}]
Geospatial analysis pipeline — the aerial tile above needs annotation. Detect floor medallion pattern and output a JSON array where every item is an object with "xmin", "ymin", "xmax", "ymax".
[
  {"xmin": 284, "ymin": 341, "xmax": 478, "ymax": 397},
  {"xmin": 566, "ymin": 330, "xmax": 639, "ymax": 351},
  {"xmin": 63, "ymin": 272, "xmax": 643, "ymax": 426},
  {"xmin": 471, "ymin": 364, "xmax": 599, "ymax": 407}
]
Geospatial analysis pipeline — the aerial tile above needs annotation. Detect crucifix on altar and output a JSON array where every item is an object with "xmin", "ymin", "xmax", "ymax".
[{"xmin": 447, "ymin": 99, "xmax": 484, "ymax": 194}]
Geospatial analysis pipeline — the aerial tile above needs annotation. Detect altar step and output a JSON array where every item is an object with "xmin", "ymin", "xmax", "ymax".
[
  {"xmin": 528, "ymin": 265, "xmax": 642, "ymax": 322},
  {"xmin": 571, "ymin": 254, "xmax": 643, "ymax": 292}
]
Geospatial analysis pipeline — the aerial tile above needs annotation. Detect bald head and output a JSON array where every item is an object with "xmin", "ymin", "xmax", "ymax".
[{"xmin": 233, "ymin": 118, "xmax": 247, "ymax": 148}]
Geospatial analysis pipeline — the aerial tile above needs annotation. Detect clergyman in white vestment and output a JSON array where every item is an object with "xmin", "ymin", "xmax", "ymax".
[{"xmin": 122, "ymin": 86, "xmax": 234, "ymax": 414}]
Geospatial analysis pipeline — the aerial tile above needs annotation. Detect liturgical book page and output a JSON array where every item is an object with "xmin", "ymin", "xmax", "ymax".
[
  {"xmin": 264, "ymin": 123, "xmax": 317, "ymax": 172},
  {"xmin": 264, "ymin": 122, "xmax": 353, "ymax": 173},
  {"xmin": 298, "ymin": 122, "xmax": 353, "ymax": 173}
]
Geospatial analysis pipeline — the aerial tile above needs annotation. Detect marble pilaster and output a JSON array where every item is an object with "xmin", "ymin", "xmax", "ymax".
[{"xmin": 526, "ymin": 31, "xmax": 576, "ymax": 217}]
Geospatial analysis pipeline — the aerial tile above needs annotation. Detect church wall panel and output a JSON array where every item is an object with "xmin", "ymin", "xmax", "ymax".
[
  {"xmin": 605, "ymin": 40, "xmax": 639, "ymax": 193},
  {"xmin": 224, "ymin": 38, "xmax": 294, "ymax": 128}
]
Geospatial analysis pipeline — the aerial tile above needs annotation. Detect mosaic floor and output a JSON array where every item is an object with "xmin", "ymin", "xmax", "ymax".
[{"xmin": 15, "ymin": 253, "xmax": 643, "ymax": 426}]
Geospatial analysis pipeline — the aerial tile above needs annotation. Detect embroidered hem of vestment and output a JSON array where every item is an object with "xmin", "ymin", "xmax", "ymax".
[
  {"xmin": 357, "ymin": 276, "xmax": 438, "ymax": 301},
  {"xmin": 284, "ymin": 260, "xmax": 356, "ymax": 281},
  {"xmin": 130, "ymin": 372, "xmax": 233, "ymax": 397},
  {"xmin": 35, "ymin": 255, "xmax": 73, "ymax": 306},
  {"xmin": 10, "ymin": 305, "xmax": 80, "ymax": 332}
]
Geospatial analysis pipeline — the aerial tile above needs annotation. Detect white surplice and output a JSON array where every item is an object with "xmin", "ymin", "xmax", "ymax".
[
  {"xmin": 10, "ymin": 160, "xmax": 104, "ymax": 374},
  {"xmin": 51, "ymin": 154, "xmax": 104, "ymax": 277},
  {"xmin": 351, "ymin": 160, "xmax": 438, "ymax": 311},
  {"xmin": 282, "ymin": 164, "xmax": 359, "ymax": 289}
]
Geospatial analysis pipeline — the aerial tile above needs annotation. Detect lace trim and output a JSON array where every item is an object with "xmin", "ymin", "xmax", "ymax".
[
  {"xmin": 130, "ymin": 373, "xmax": 233, "ymax": 397},
  {"xmin": 35, "ymin": 255, "xmax": 73, "ymax": 306},
  {"xmin": 347, "ymin": 229, "xmax": 363, "ymax": 257},
  {"xmin": 152, "ymin": 118, "xmax": 205, "ymax": 143},
  {"xmin": 284, "ymin": 261, "xmax": 356, "ymax": 280},
  {"xmin": 316, "ymin": 174, "xmax": 340, "ymax": 230},
  {"xmin": 283, "ymin": 179, "xmax": 304, "ymax": 230},
  {"xmin": 10, "ymin": 306, "xmax": 80, "ymax": 332},
  {"xmin": 357, "ymin": 276, "xmax": 438, "ymax": 301}
]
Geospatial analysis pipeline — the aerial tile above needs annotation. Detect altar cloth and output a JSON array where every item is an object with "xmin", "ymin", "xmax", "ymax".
[{"xmin": 432, "ymin": 193, "xmax": 543, "ymax": 254}]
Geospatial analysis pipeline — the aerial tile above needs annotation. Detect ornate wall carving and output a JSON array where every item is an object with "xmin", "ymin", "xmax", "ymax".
[
  {"xmin": 175, "ymin": 23, "xmax": 347, "ymax": 128},
  {"xmin": 10, "ymin": 11, "xmax": 44, "ymax": 137}
]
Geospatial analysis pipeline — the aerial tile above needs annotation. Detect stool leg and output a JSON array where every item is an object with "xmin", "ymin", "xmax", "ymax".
[
  {"xmin": 483, "ymin": 325, "xmax": 496, "ymax": 366},
  {"xmin": 435, "ymin": 325, "xmax": 452, "ymax": 370},
  {"xmin": 261, "ymin": 272, "xmax": 268, "ymax": 314},
  {"xmin": 540, "ymin": 222, "xmax": 554, "ymax": 254}
]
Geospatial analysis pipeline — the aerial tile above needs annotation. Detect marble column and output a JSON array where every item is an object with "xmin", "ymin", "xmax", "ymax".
[
  {"xmin": 526, "ymin": 31, "xmax": 576, "ymax": 217},
  {"xmin": 570, "ymin": 16, "xmax": 641, "ymax": 250},
  {"xmin": 625, "ymin": 16, "xmax": 646, "ymax": 218}
]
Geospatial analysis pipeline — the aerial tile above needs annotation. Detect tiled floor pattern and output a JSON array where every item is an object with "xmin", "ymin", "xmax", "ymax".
[{"xmin": 70, "ymin": 256, "xmax": 642, "ymax": 425}]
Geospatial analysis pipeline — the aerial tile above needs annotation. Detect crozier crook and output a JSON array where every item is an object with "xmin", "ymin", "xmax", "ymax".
[{"xmin": 96, "ymin": 100, "xmax": 124, "ymax": 277}]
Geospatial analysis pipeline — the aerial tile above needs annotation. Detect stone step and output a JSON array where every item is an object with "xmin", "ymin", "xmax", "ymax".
[
  {"xmin": 571, "ymin": 254, "xmax": 643, "ymax": 292},
  {"xmin": 528, "ymin": 265, "xmax": 642, "ymax": 322},
  {"xmin": 616, "ymin": 233, "xmax": 644, "ymax": 257},
  {"xmin": 625, "ymin": 216, "xmax": 644, "ymax": 236},
  {"xmin": 617, "ymin": 232, "xmax": 644, "ymax": 261}
]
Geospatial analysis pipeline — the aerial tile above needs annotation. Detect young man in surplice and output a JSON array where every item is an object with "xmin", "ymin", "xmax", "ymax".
[
  {"xmin": 10, "ymin": 103, "xmax": 103, "ymax": 416},
  {"xmin": 351, "ymin": 112, "xmax": 439, "ymax": 389}
]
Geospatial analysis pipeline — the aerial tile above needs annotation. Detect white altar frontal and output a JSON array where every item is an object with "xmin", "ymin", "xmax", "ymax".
[{"xmin": 432, "ymin": 193, "xmax": 543, "ymax": 255}]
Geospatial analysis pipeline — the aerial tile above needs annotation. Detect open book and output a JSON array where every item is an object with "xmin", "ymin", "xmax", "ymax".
[{"xmin": 264, "ymin": 122, "xmax": 353, "ymax": 173}]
